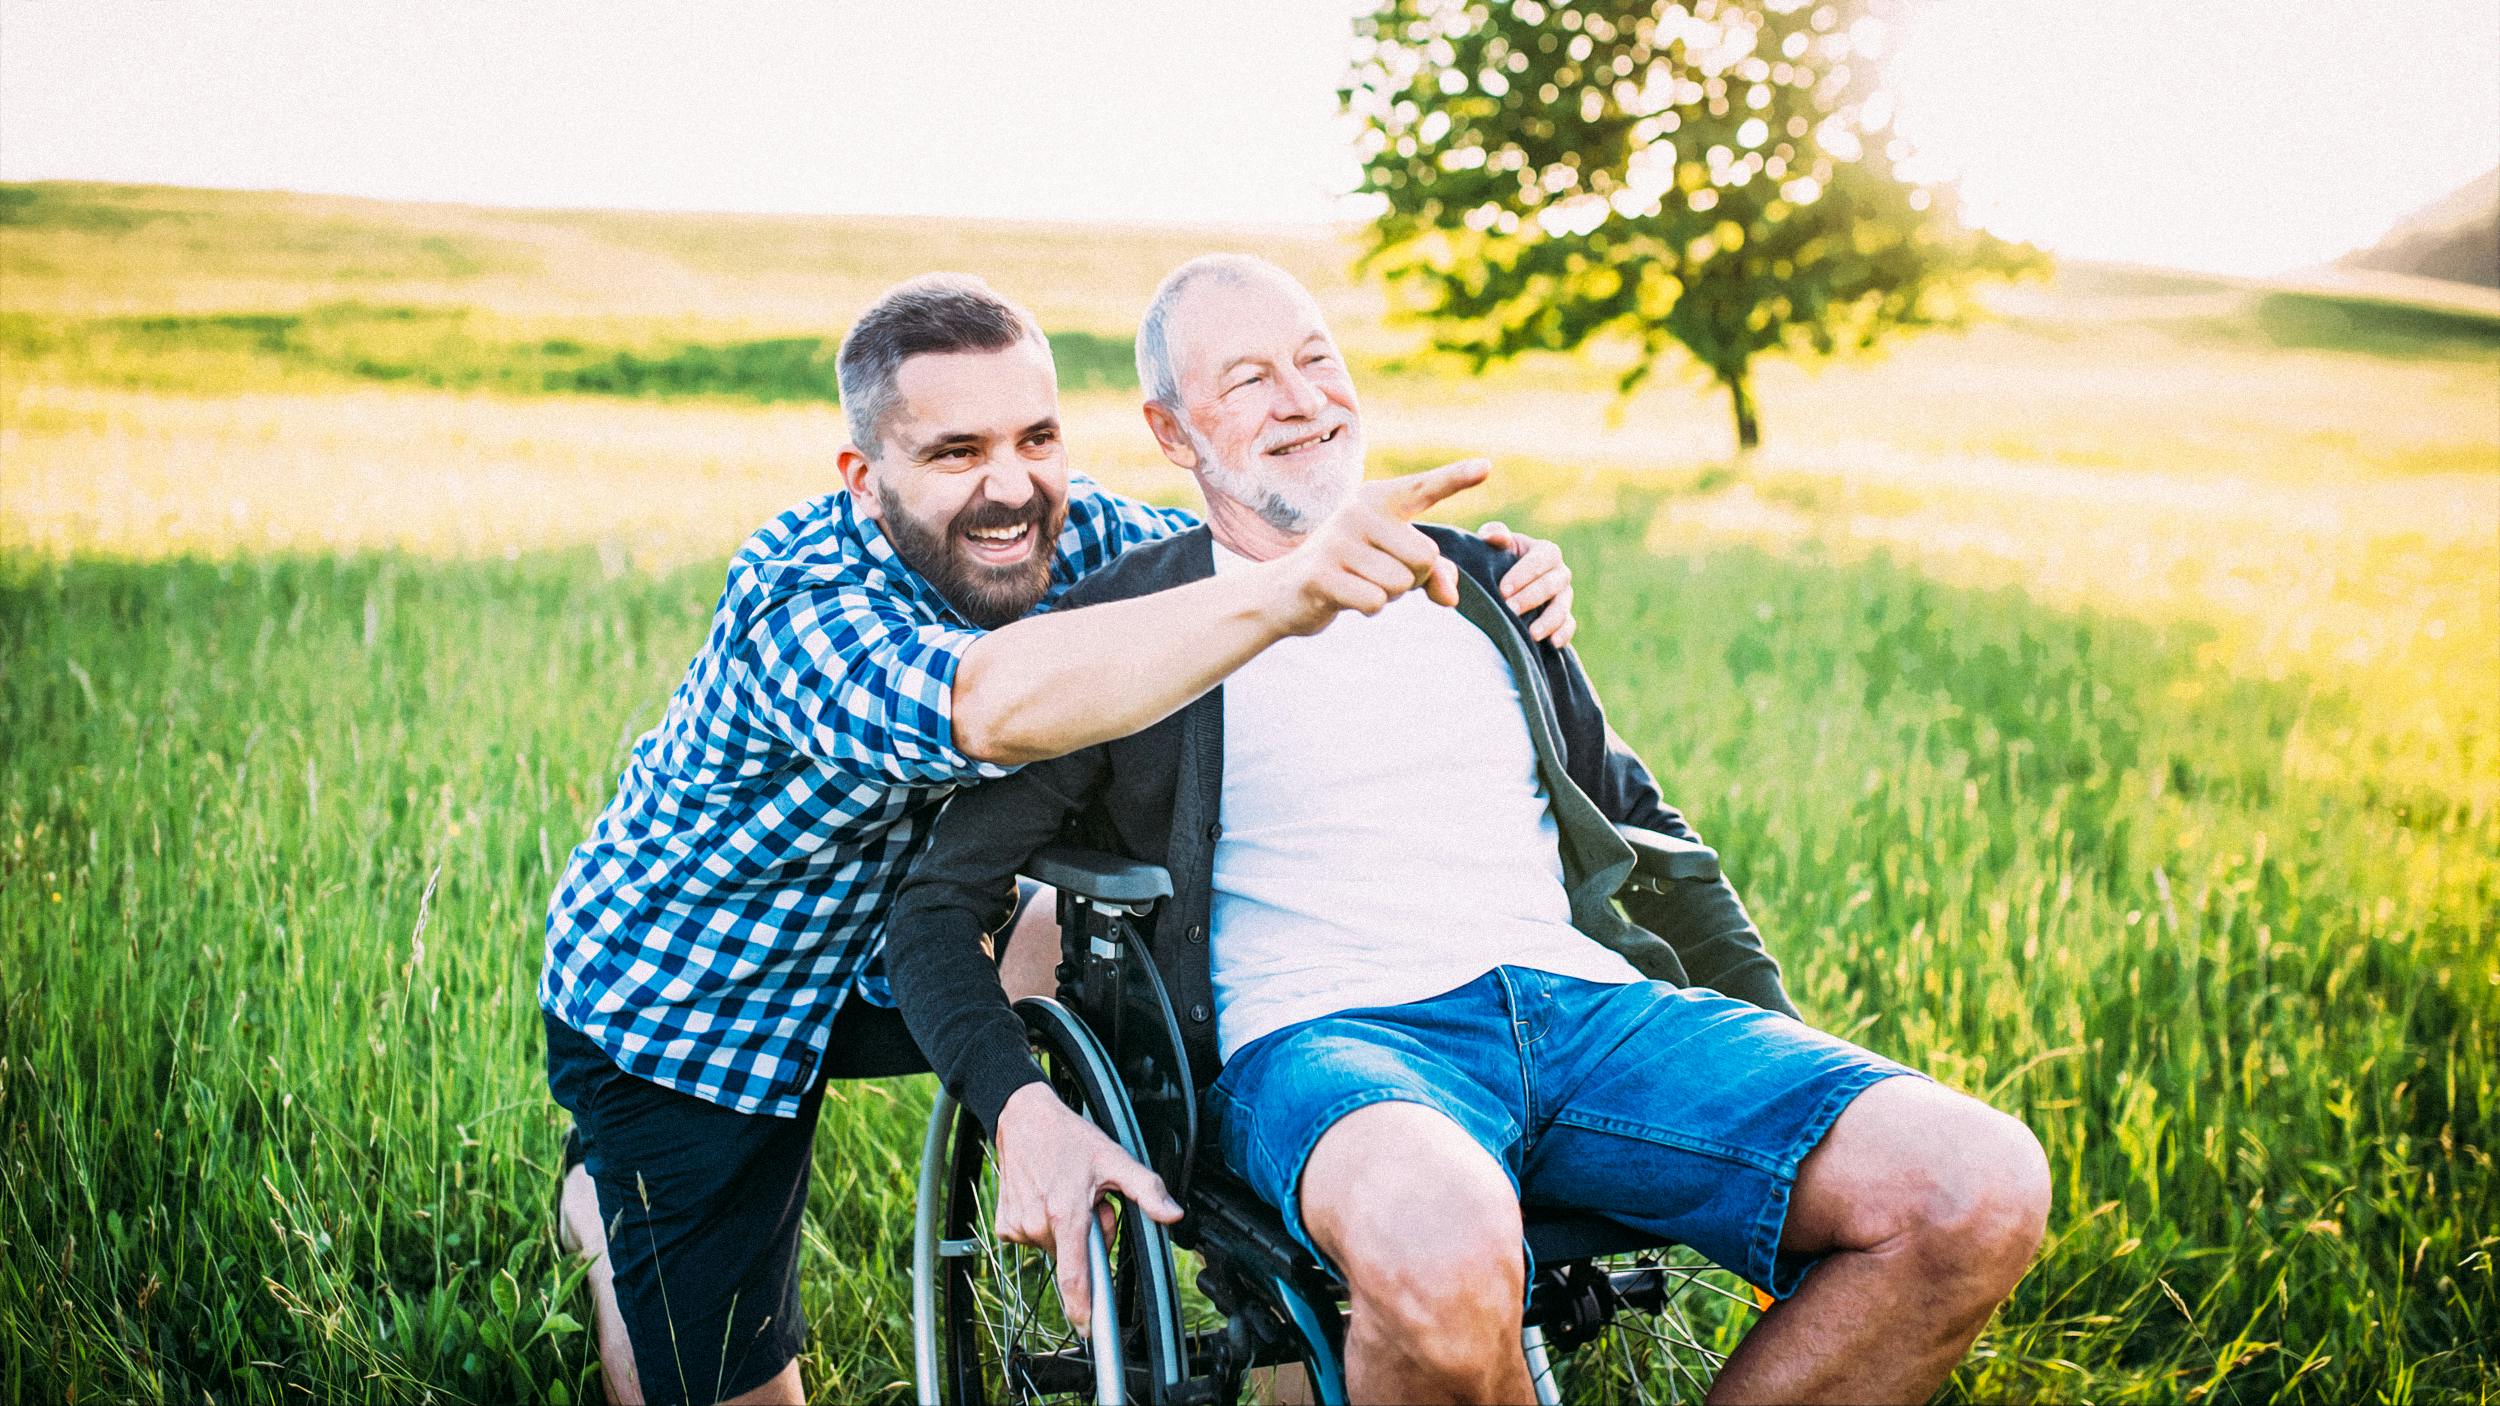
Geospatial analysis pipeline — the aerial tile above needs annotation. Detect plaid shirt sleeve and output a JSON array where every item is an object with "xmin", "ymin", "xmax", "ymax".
[
  {"xmin": 728, "ymin": 481, "xmax": 1191, "ymax": 788},
  {"xmin": 1056, "ymin": 479, "xmax": 1199, "ymax": 583},
  {"xmin": 734, "ymin": 582, "xmax": 1015, "ymax": 788}
]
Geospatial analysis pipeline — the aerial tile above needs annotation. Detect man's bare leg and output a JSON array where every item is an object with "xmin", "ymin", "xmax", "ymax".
[
  {"xmin": 553, "ymin": 889, "xmax": 1063, "ymax": 1405},
  {"xmin": 557, "ymin": 1166, "xmax": 645, "ymax": 1405},
  {"xmin": 1253, "ymin": 1364, "xmax": 1316, "ymax": 1406},
  {"xmin": 1706, "ymin": 1077, "xmax": 2050, "ymax": 1405},
  {"xmin": 1299, "ymin": 1102, "xmax": 1533, "ymax": 1404},
  {"xmin": 998, "ymin": 883, "xmax": 1062, "ymax": 1001},
  {"xmin": 558, "ymin": 1168, "xmax": 805, "ymax": 1405}
]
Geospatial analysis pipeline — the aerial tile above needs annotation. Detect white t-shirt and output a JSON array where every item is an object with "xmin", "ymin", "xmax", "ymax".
[{"xmin": 1208, "ymin": 542, "xmax": 1640, "ymax": 1061}]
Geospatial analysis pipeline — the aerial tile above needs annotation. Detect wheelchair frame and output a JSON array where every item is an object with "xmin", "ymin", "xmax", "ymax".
[{"xmin": 912, "ymin": 826, "xmax": 1762, "ymax": 1405}]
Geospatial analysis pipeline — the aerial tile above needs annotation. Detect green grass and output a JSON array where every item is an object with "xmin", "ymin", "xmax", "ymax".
[
  {"xmin": 0, "ymin": 183, "xmax": 519, "ymax": 288},
  {"xmin": 0, "ymin": 304, "xmax": 1142, "ymax": 406},
  {"xmin": 2235, "ymin": 292, "xmax": 2500, "ymax": 362},
  {"xmin": 3, "ymin": 516, "xmax": 2492, "ymax": 1403},
  {"xmin": 3, "ymin": 174, "xmax": 2494, "ymax": 1404}
]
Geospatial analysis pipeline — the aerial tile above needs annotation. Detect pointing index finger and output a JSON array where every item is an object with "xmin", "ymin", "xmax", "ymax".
[{"xmin": 1376, "ymin": 458, "xmax": 1490, "ymax": 521}]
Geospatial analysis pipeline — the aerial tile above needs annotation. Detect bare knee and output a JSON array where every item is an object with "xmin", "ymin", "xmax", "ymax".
[
  {"xmin": 996, "ymin": 884, "xmax": 1060, "ymax": 1002},
  {"xmin": 1339, "ymin": 1178, "xmax": 1523, "ymax": 1334},
  {"xmin": 1941, "ymin": 1108, "xmax": 2052, "ymax": 1278},
  {"xmin": 1799, "ymin": 1081, "xmax": 2050, "ymax": 1296},
  {"xmin": 560, "ymin": 1163, "xmax": 608, "ymax": 1261},
  {"xmin": 1887, "ymin": 1098, "xmax": 2050, "ymax": 1293},
  {"xmin": 1304, "ymin": 1106, "xmax": 1524, "ymax": 1380}
]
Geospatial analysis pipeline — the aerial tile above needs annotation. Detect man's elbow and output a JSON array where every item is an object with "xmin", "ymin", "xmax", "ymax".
[
  {"xmin": 951, "ymin": 707, "xmax": 1007, "ymax": 765},
  {"xmin": 951, "ymin": 707, "xmax": 1052, "ymax": 767},
  {"xmin": 949, "ymin": 647, "xmax": 1047, "ymax": 765}
]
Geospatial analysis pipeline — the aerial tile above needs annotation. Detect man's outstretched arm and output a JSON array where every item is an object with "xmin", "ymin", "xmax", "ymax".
[{"xmin": 954, "ymin": 459, "xmax": 1533, "ymax": 764}]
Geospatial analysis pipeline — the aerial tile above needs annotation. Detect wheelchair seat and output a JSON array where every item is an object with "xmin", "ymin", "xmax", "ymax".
[
  {"xmin": 1184, "ymin": 1166, "xmax": 1673, "ymax": 1280},
  {"xmin": 913, "ymin": 837, "xmax": 1759, "ymax": 1404},
  {"xmin": 1523, "ymin": 1207, "xmax": 1673, "ymax": 1264}
]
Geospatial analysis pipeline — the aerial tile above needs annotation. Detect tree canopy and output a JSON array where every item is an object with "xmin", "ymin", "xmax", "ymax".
[{"xmin": 1343, "ymin": 0, "xmax": 2041, "ymax": 448}]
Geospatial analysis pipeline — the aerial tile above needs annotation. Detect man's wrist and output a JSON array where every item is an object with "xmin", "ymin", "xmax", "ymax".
[
  {"xmin": 1228, "ymin": 555, "xmax": 1305, "ymax": 639},
  {"xmin": 972, "ymin": 1061, "xmax": 1053, "ymax": 1137},
  {"xmin": 992, "ymin": 1077, "xmax": 1059, "ymax": 1146}
]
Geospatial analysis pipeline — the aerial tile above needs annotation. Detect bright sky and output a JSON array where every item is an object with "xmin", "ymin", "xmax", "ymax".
[{"xmin": 3, "ymin": 0, "xmax": 2494, "ymax": 277}]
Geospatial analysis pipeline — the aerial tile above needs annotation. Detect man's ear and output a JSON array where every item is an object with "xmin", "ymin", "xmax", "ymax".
[
  {"xmin": 837, "ymin": 444, "xmax": 881, "ymax": 518},
  {"xmin": 1141, "ymin": 402, "xmax": 1200, "ymax": 471}
]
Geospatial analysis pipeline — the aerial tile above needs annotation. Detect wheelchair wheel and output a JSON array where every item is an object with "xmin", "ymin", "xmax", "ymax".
[
  {"xmin": 914, "ymin": 997, "xmax": 1186, "ymax": 1405},
  {"xmin": 1524, "ymin": 1246, "xmax": 1765, "ymax": 1405}
]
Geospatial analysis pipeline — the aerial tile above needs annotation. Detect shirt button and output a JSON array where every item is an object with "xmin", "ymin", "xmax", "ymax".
[
  {"xmin": 1186, "ymin": 925, "xmax": 1205, "ymax": 945},
  {"xmin": 1188, "ymin": 1003, "xmax": 1210, "ymax": 1023}
]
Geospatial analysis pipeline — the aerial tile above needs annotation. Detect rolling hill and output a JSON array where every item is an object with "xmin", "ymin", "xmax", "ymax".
[{"xmin": 2338, "ymin": 166, "xmax": 2499, "ymax": 288}]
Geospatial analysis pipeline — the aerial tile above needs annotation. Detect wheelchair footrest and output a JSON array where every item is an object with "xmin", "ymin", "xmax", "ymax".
[{"xmin": 1185, "ymin": 1177, "xmax": 1317, "ymax": 1287}]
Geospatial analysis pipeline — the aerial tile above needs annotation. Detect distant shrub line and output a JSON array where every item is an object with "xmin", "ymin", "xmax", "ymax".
[
  {"xmin": 0, "ymin": 302, "xmax": 1141, "ymax": 404},
  {"xmin": 2239, "ymin": 290, "xmax": 2500, "ymax": 361}
]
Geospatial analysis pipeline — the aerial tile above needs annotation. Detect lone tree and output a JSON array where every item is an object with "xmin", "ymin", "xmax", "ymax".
[{"xmin": 1343, "ymin": 0, "xmax": 2039, "ymax": 449}]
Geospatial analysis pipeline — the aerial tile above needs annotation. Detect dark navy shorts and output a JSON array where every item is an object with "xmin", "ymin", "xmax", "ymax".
[
  {"xmin": 546, "ymin": 879, "xmax": 1041, "ymax": 1404},
  {"xmin": 1206, "ymin": 966, "xmax": 1919, "ymax": 1298}
]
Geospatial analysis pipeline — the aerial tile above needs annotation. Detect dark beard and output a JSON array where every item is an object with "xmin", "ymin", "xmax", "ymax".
[{"xmin": 878, "ymin": 494, "xmax": 1062, "ymax": 629}]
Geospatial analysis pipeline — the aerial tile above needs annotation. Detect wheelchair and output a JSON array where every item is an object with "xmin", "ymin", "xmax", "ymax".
[{"xmin": 911, "ymin": 826, "xmax": 1768, "ymax": 1405}]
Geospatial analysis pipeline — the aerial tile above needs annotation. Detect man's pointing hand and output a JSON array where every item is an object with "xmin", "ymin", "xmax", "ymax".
[{"xmin": 1266, "ymin": 458, "xmax": 1489, "ymax": 636}]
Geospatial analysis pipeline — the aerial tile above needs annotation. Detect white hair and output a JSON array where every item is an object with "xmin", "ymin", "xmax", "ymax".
[{"xmin": 1133, "ymin": 253, "xmax": 1297, "ymax": 411}]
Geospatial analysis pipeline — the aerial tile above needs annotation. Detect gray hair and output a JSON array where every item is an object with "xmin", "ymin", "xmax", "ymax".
[
  {"xmin": 837, "ymin": 273, "xmax": 1049, "ymax": 456},
  {"xmin": 1135, "ymin": 253, "xmax": 1294, "ymax": 411}
]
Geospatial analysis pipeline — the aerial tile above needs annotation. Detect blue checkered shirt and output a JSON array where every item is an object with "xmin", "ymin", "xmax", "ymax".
[{"xmin": 541, "ymin": 477, "xmax": 1198, "ymax": 1116}]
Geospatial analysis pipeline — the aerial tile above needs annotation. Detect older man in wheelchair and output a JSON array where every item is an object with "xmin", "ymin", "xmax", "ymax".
[{"xmin": 888, "ymin": 255, "xmax": 2051, "ymax": 1406}]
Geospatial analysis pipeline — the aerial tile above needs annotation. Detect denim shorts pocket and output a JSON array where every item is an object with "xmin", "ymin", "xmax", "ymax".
[
  {"xmin": 1206, "ymin": 1075, "xmax": 1268, "ymax": 1185},
  {"xmin": 1547, "ymin": 1107, "xmax": 1790, "ymax": 1178}
]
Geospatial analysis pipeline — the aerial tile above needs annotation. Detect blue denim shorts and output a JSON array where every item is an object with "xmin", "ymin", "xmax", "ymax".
[{"xmin": 1205, "ymin": 967, "xmax": 1919, "ymax": 1298}]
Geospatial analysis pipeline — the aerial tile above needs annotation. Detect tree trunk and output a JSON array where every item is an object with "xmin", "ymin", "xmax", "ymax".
[{"xmin": 1725, "ymin": 371, "xmax": 1761, "ymax": 451}]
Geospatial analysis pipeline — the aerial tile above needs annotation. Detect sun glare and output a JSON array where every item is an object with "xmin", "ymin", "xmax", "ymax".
[
  {"xmin": 1885, "ymin": 0, "xmax": 2499, "ymax": 274},
  {"xmin": 0, "ymin": 0, "xmax": 2492, "ymax": 277}
]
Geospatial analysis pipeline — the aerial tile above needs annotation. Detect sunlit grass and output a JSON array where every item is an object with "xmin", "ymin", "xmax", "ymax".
[
  {"xmin": 0, "ymin": 302, "xmax": 1142, "ymax": 407},
  {"xmin": 3, "ymin": 180, "xmax": 2495, "ymax": 1402},
  {"xmin": 0, "ymin": 181, "xmax": 1382, "ymax": 341},
  {"xmin": 5, "ymin": 531, "xmax": 2490, "ymax": 1402}
]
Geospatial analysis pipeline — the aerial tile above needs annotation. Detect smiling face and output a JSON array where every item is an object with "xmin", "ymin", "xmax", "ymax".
[
  {"xmin": 840, "ymin": 336, "xmax": 1069, "ymax": 628},
  {"xmin": 1150, "ymin": 266, "xmax": 1364, "ymax": 535}
]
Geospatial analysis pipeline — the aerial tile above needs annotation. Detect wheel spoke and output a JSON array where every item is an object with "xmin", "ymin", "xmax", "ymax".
[
  {"xmin": 1623, "ymin": 1307, "xmax": 1723, "ymax": 1362},
  {"xmin": 957, "ymin": 1127, "xmax": 1094, "ymax": 1400},
  {"xmin": 1665, "ymin": 1264, "xmax": 1766, "ymax": 1311},
  {"xmin": 1544, "ymin": 1248, "xmax": 1753, "ymax": 1403},
  {"xmin": 932, "ymin": 1016, "xmax": 1182, "ymax": 1404},
  {"xmin": 1613, "ymin": 1326, "xmax": 1643, "ymax": 1396},
  {"xmin": 974, "ymin": 1165, "xmax": 1028, "ymax": 1380}
]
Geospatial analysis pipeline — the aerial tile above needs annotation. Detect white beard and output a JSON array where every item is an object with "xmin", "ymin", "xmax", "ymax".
[{"xmin": 1190, "ymin": 425, "xmax": 1360, "ymax": 534}]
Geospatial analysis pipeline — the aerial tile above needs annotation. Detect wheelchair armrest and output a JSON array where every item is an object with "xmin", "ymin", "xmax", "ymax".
[
  {"xmin": 1616, "ymin": 823, "xmax": 1721, "ymax": 884},
  {"xmin": 1020, "ymin": 843, "xmax": 1174, "ymax": 907}
]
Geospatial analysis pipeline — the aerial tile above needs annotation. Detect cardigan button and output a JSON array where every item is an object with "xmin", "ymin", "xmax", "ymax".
[
  {"xmin": 1185, "ymin": 924, "xmax": 1205, "ymax": 945},
  {"xmin": 1188, "ymin": 1003, "xmax": 1210, "ymax": 1023},
  {"xmin": 1204, "ymin": 822, "xmax": 1223, "ymax": 842}
]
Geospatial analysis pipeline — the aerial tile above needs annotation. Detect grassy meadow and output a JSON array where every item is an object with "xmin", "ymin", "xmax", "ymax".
[{"xmin": 2, "ymin": 181, "xmax": 2496, "ymax": 1403}]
